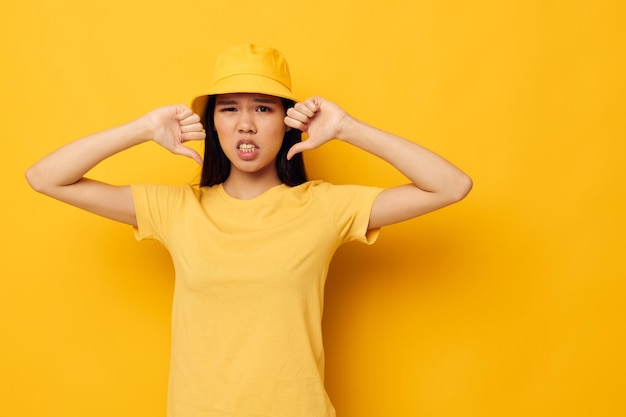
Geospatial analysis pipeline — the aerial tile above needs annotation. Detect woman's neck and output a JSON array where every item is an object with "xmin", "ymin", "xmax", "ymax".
[{"xmin": 222, "ymin": 170, "xmax": 282, "ymax": 200}]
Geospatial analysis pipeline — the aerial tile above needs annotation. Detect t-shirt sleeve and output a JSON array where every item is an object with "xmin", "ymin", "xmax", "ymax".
[
  {"xmin": 315, "ymin": 182, "xmax": 384, "ymax": 245},
  {"xmin": 130, "ymin": 183, "xmax": 188, "ymax": 243}
]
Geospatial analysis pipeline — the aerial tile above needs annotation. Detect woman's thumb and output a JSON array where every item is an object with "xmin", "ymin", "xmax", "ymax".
[
  {"xmin": 175, "ymin": 145, "xmax": 203, "ymax": 165},
  {"xmin": 286, "ymin": 142, "xmax": 306, "ymax": 160}
]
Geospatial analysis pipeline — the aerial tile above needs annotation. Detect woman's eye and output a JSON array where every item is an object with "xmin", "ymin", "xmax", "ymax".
[
  {"xmin": 219, "ymin": 107, "xmax": 237, "ymax": 112},
  {"xmin": 257, "ymin": 106, "xmax": 271, "ymax": 112}
]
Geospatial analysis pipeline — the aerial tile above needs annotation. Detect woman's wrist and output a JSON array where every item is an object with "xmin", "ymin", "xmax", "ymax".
[
  {"xmin": 335, "ymin": 114, "xmax": 360, "ymax": 143},
  {"xmin": 128, "ymin": 113, "xmax": 157, "ymax": 145}
]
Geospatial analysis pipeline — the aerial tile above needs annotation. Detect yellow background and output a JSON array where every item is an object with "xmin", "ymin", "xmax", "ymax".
[{"xmin": 2, "ymin": 1, "xmax": 625, "ymax": 416}]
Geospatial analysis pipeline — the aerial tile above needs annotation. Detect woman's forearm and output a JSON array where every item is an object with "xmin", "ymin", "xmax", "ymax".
[
  {"xmin": 337, "ymin": 115, "xmax": 472, "ymax": 201},
  {"xmin": 26, "ymin": 117, "xmax": 151, "ymax": 193}
]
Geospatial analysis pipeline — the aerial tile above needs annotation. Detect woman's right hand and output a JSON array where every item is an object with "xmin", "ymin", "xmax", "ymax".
[{"xmin": 144, "ymin": 105, "xmax": 206, "ymax": 165}]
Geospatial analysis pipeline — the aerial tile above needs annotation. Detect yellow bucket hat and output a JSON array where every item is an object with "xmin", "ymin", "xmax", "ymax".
[{"xmin": 191, "ymin": 43, "xmax": 298, "ymax": 116}]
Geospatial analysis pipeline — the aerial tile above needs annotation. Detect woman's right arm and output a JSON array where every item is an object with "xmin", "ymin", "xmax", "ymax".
[{"xmin": 25, "ymin": 105, "xmax": 205, "ymax": 226}]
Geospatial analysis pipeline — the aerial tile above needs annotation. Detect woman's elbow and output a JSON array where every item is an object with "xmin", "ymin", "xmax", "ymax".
[
  {"xmin": 25, "ymin": 166, "xmax": 42, "ymax": 192},
  {"xmin": 25, "ymin": 165, "xmax": 50, "ymax": 194},
  {"xmin": 448, "ymin": 173, "xmax": 473, "ymax": 204}
]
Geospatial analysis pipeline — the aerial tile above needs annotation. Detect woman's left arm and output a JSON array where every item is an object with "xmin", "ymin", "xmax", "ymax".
[{"xmin": 285, "ymin": 97, "xmax": 472, "ymax": 229}]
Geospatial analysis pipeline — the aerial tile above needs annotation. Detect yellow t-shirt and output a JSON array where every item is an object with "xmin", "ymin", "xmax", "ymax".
[{"xmin": 131, "ymin": 180, "xmax": 382, "ymax": 417}]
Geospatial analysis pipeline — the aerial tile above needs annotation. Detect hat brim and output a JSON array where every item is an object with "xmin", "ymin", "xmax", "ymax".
[{"xmin": 191, "ymin": 73, "xmax": 299, "ymax": 116}]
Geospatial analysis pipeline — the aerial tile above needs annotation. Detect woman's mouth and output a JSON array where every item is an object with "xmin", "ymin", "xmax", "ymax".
[
  {"xmin": 238, "ymin": 143, "xmax": 257, "ymax": 153},
  {"xmin": 236, "ymin": 141, "xmax": 259, "ymax": 160}
]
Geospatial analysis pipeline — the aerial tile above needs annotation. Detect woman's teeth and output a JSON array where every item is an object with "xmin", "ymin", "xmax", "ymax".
[{"xmin": 239, "ymin": 143, "xmax": 257, "ymax": 153}]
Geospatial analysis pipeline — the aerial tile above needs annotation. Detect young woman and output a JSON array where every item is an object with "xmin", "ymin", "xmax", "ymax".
[{"xmin": 26, "ymin": 43, "xmax": 472, "ymax": 417}]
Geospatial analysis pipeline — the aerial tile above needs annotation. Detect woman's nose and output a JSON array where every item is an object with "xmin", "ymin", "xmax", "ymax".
[{"xmin": 237, "ymin": 112, "xmax": 256, "ymax": 133}]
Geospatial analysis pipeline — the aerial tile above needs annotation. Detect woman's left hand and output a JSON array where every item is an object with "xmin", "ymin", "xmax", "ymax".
[{"xmin": 284, "ymin": 97, "xmax": 349, "ymax": 160}]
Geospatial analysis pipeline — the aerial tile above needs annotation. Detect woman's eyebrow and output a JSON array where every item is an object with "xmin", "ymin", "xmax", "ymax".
[
  {"xmin": 215, "ymin": 99, "xmax": 238, "ymax": 106},
  {"xmin": 215, "ymin": 98, "xmax": 278, "ymax": 106},
  {"xmin": 252, "ymin": 97, "xmax": 279, "ymax": 104}
]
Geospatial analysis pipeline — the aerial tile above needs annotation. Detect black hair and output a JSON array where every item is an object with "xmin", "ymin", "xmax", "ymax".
[{"xmin": 199, "ymin": 96, "xmax": 307, "ymax": 187}]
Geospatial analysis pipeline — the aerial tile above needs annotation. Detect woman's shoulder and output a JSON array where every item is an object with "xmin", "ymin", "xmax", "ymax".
[
  {"xmin": 288, "ymin": 179, "xmax": 337, "ymax": 199},
  {"xmin": 133, "ymin": 182, "xmax": 217, "ymax": 202},
  {"xmin": 293, "ymin": 179, "xmax": 325, "ymax": 191},
  {"xmin": 289, "ymin": 180, "xmax": 382, "ymax": 212},
  {"xmin": 294, "ymin": 179, "xmax": 381, "ymax": 195}
]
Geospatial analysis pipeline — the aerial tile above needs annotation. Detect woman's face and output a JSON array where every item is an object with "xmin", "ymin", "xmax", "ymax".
[{"xmin": 213, "ymin": 93, "xmax": 288, "ymax": 177}]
